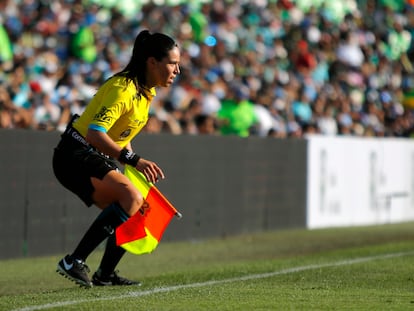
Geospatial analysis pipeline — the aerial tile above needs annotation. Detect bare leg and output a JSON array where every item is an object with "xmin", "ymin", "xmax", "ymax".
[{"xmin": 91, "ymin": 170, "xmax": 144, "ymax": 215}]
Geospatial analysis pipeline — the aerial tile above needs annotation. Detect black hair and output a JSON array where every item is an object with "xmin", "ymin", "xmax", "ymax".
[{"xmin": 116, "ymin": 30, "xmax": 177, "ymax": 99}]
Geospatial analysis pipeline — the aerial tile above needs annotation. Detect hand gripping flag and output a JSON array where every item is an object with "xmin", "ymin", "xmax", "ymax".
[{"xmin": 115, "ymin": 165, "xmax": 182, "ymax": 255}]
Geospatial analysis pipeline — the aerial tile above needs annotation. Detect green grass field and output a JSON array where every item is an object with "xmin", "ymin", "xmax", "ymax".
[{"xmin": 1, "ymin": 222, "xmax": 414, "ymax": 311}]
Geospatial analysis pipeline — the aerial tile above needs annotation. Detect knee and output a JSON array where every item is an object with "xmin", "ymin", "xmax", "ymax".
[
  {"xmin": 122, "ymin": 189, "xmax": 145, "ymax": 216},
  {"xmin": 132, "ymin": 191, "xmax": 145, "ymax": 208}
]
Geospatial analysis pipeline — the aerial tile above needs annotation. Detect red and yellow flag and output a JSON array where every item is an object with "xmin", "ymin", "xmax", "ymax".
[{"xmin": 115, "ymin": 165, "xmax": 182, "ymax": 255}]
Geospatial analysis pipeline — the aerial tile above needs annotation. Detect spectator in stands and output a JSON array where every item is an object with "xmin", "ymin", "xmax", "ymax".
[
  {"xmin": 194, "ymin": 113, "xmax": 217, "ymax": 134},
  {"xmin": 217, "ymin": 81, "xmax": 258, "ymax": 137},
  {"xmin": 0, "ymin": 0, "xmax": 413, "ymax": 138}
]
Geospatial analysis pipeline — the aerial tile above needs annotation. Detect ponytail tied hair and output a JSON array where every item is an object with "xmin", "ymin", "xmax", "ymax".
[
  {"xmin": 133, "ymin": 30, "xmax": 177, "ymax": 62},
  {"xmin": 135, "ymin": 30, "xmax": 151, "ymax": 44},
  {"xmin": 132, "ymin": 30, "xmax": 152, "ymax": 61}
]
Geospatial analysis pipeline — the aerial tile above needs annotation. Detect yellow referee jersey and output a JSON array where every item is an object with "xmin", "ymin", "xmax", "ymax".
[{"xmin": 73, "ymin": 76, "xmax": 156, "ymax": 148}]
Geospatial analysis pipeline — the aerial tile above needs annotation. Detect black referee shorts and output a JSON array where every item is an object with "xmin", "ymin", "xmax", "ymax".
[{"xmin": 52, "ymin": 135, "xmax": 120, "ymax": 207}]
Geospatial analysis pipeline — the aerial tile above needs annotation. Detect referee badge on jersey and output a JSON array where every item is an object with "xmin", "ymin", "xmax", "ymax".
[{"xmin": 120, "ymin": 129, "xmax": 131, "ymax": 139}]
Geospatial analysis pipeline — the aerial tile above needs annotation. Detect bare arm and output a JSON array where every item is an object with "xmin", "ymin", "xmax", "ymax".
[
  {"xmin": 86, "ymin": 128, "xmax": 165, "ymax": 183},
  {"xmin": 86, "ymin": 128, "xmax": 122, "ymax": 159}
]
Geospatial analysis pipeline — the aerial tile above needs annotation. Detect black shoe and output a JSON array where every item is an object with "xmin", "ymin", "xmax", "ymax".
[
  {"xmin": 92, "ymin": 270, "xmax": 141, "ymax": 286},
  {"xmin": 57, "ymin": 255, "xmax": 93, "ymax": 288}
]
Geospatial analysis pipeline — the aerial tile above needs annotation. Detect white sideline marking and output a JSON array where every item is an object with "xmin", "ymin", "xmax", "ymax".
[{"xmin": 13, "ymin": 251, "xmax": 414, "ymax": 311}]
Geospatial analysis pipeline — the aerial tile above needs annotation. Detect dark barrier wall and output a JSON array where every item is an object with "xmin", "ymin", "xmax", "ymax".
[{"xmin": 0, "ymin": 129, "xmax": 308, "ymax": 259}]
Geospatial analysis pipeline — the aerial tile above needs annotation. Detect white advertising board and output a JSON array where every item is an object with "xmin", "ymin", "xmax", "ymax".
[{"xmin": 306, "ymin": 135, "xmax": 414, "ymax": 229}]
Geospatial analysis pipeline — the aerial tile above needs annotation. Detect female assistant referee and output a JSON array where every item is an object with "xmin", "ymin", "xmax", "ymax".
[{"xmin": 53, "ymin": 30, "xmax": 180, "ymax": 287}]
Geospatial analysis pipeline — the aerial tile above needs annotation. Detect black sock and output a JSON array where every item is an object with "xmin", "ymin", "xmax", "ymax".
[
  {"xmin": 96, "ymin": 234, "xmax": 126, "ymax": 278},
  {"xmin": 71, "ymin": 203, "xmax": 129, "ymax": 262}
]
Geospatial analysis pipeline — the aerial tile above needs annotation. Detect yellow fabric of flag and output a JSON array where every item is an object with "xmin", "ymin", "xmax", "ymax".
[{"xmin": 115, "ymin": 165, "xmax": 181, "ymax": 255}]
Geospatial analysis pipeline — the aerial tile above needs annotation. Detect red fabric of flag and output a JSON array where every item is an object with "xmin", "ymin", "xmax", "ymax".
[
  {"xmin": 145, "ymin": 186, "xmax": 177, "ymax": 241},
  {"xmin": 115, "ymin": 211, "xmax": 147, "ymax": 246},
  {"xmin": 115, "ymin": 165, "xmax": 181, "ymax": 255}
]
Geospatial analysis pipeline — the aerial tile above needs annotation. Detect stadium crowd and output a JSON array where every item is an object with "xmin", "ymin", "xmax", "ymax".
[{"xmin": 0, "ymin": 0, "xmax": 414, "ymax": 138}]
